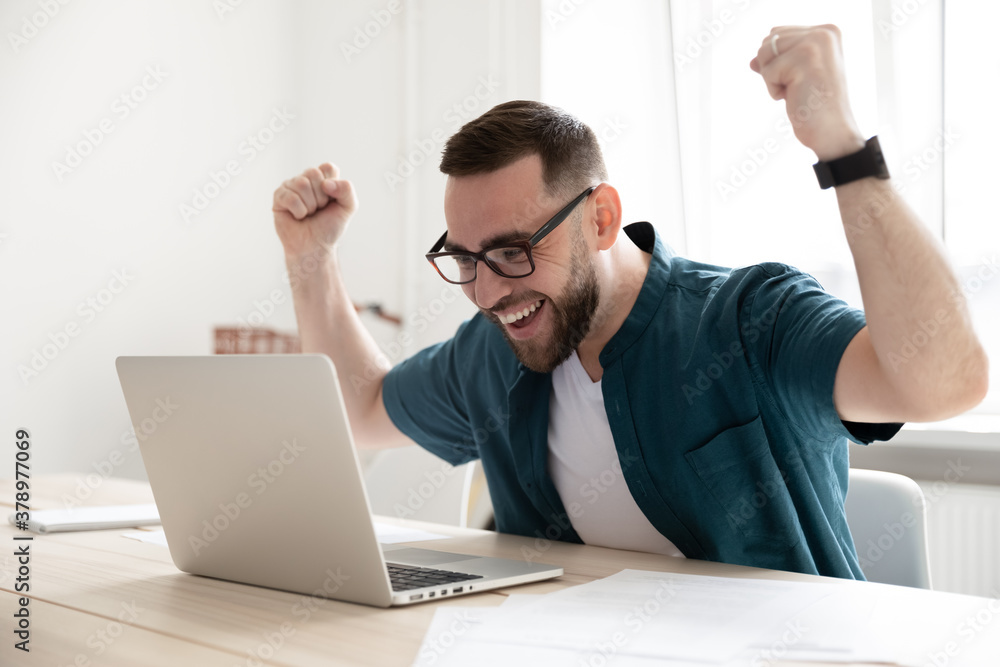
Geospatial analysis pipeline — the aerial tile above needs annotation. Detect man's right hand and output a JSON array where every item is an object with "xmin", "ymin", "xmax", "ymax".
[{"xmin": 272, "ymin": 162, "xmax": 357, "ymax": 260}]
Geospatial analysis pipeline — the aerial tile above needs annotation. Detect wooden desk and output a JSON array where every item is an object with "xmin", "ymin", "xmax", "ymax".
[{"xmin": 0, "ymin": 475, "xmax": 993, "ymax": 666}]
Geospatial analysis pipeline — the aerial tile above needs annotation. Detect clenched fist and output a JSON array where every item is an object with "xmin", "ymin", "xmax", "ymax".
[
  {"xmin": 273, "ymin": 162, "xmax": 358, "ymax": 261},
  {"xmin": 750, "ymin": 25, "xmax": 866, "ymax": 161}
]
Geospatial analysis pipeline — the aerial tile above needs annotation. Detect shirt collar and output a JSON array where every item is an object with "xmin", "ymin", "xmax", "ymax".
[
  {"xmin": 598, "ymin": 222, "xmax": 673, "ymax": 368},
  {"xmin": 513, "ymin": 221, "xmax": 673, "ymax": 373}
]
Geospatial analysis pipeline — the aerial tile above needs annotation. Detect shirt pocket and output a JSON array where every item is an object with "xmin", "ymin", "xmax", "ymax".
[{"xmin": 683, "ymin": 415, "xmax": 801, "ymax": 552}]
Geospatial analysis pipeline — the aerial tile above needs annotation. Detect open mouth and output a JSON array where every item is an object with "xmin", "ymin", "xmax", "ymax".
[
  {"xmin": 496, "ymin": 299, "xmax": 546, "ymax": 340},
  {"xmin": 501, "ymin": 299, "xmax": 543, "ymax": 329}
]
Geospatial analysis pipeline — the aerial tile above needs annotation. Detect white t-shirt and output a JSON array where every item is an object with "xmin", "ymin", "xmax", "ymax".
[{"xmin": 547, "ymin": 350, "xmax": 685, "ymax": 557}]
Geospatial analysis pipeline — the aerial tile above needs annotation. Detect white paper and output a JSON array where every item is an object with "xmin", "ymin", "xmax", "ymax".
[
  {"xmin": 848, "ymin": 581, "xmax": 1000, "ymax": 666},
  {"xmin": 411, "ymin": 606, "xmax": 705, "ymax": 667},
  {"xmin": 374, "ymin": 522, "xmax": 450, "ymax": 544},
  {"xmin": 121, "ymin": 528, "xmax": 169, "ymax": 547},
  {"xmin": 120, "ymin": 521, "xmax": 449, "ymax": 549},
  {"xmin": 410, "ymin": 569, "xmax": 911, "ymax": 666},
  {"xmin": 12, "ymin": 503, "xmax": 160, "ymax": 533}
]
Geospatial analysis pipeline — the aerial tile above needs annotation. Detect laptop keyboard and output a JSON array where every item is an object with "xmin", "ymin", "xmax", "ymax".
[{"xmin": 386, "ymin": 563, "xmax": 484, "ymax": 591}]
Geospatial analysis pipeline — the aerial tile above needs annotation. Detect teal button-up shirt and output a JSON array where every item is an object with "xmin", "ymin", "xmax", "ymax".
[{"xmin": 383, "ymin": 222, "xmax": 901, "ymax": 579}]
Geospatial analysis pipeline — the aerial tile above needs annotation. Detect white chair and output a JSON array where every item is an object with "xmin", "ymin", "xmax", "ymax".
[
  {"xmin": 362, "ymin": 446, "xmax": 475, "ymax": 527},
  {"xmin": 844, "ymin": 468, "xmax": 933, "ymax": 589}
]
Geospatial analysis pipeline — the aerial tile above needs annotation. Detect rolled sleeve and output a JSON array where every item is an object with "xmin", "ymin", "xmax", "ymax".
[{"xmin": 741, "ymin": 264, "xmax": 901, "ymax": 445}]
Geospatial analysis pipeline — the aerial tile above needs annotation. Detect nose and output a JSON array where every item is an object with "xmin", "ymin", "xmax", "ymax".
[{"xmin": 470, "ymin": 261, "xmax": 513, "ymax": 311}]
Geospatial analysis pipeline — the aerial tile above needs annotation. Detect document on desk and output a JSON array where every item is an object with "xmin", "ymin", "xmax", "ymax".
[
  {"xmin": 374, "ymin": 522, "xmax": 450, "ymax": 544},
  {"xmin": 11, "ymin": 503, "xmax": 160, "ymax": 533},
  {"xmin": 121, "ymin": 528, "xmax": 170, "ymax": 547},
  {"xmin": 119, "ymin": 522, "xmax": 449, "ymax": 548},
  {"xmin": 411, "ymin": 569, "xmax": 901, "ymax": 666}
]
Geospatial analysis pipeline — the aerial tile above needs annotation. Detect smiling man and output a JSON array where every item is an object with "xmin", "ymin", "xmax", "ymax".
[{"xmin": 273, "ymin": 25, "xmax": 988, "ymax": 578}]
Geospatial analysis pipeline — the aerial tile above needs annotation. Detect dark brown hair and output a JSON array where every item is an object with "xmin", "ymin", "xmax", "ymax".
[{"xmin": 439, "ymin": 100, "xmax": 608, "ymax": 198}]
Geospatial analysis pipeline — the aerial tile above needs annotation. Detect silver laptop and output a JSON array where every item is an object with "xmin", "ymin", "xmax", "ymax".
[{"xmin": 115, "ymin": 354, "xmax": 562, "ymax": 607}]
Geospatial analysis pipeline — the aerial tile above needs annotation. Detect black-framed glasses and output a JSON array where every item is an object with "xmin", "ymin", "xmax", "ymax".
[{"xmin": 425, "ymin": 186, "xmax": 596, "ymax": 285}]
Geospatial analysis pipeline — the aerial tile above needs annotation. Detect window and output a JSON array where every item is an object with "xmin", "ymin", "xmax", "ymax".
[{"xmin": 543, "ymin": 0, "xmax": 998, "ymax": 416}]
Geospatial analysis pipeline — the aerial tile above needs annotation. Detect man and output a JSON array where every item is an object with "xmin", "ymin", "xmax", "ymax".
[{"xmin": 272, "ymin": 26, "xmax": 987, "ymax": 578}]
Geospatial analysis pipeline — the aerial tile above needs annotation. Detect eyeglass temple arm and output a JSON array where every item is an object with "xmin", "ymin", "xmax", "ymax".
[
  {"xmin": 529, "ymin": 186, "xmax": 596, "ymax": 245},
  {"xmin": 427, "ymin": 185, "xmax": 595, "ymax": 253},
  {"xmin": 428, "ymin": 230, "xmax": 448, "ymax": 254}
]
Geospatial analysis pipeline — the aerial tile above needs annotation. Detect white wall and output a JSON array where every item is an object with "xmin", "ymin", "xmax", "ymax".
[
  {"xmin": 1, "ymin": 0, "xmax": 540, "ymax": 485},
  {"xmin": 542, "ymin": 0, "xmax": 686, "ymax": 252}
]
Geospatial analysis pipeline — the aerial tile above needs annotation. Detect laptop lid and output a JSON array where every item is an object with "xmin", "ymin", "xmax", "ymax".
[{"xmin": 116, "ymin": 354, "xmax": 395, "ymax": 607}]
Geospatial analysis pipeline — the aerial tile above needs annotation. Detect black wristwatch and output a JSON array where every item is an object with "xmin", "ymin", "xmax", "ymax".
[{"xmin": 813, "ymin": 136, "xmax": 890, "ymax": 189}]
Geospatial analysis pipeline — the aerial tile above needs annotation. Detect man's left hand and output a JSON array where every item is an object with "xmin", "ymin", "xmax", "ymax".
[{"xmin": 750, "ymin": 25, "xmax": 865, "ymax": 161}]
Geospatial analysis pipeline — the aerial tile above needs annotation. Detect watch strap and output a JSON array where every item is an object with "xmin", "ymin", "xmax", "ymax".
[{"xmin": 813, "ymin": 136, "xmax": 890, "ymax": 189}]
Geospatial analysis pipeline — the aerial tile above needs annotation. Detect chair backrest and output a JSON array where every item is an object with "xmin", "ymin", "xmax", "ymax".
[
  {"xmin": 362, "ymin": 446, "xmax": 475, "ymax": 527},
  {"xmin": 844, "ymin": 468, "xmax": 932, "ymax": 589}
]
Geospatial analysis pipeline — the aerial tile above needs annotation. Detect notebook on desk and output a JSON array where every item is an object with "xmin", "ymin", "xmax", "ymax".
[{"xmin": 115, "ymin": 354, "xmax": 562, "ymax": 607}]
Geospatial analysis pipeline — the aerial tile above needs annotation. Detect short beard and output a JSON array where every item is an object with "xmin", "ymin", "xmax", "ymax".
[{"xmin": 490, "ymin": 230, "xmax": 600, "ymax": 374}]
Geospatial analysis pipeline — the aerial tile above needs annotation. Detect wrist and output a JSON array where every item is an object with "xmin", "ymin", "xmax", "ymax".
[
  {"xmin": 813, "ymin": 136, "xmax": 890, "ymax": 190},
  {"xmin": 285, "ymin": 245, "xmax": 337, "ymax": 270},
  {"xmin": 812, "ymin": 131, "xmax": 866, "ymax": 162},
  {"xmin": 285, "ymin": 247, "xmax": 339, "ymax": 291}
]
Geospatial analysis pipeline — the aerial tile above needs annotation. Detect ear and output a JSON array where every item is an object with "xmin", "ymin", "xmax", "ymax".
[{"xmin": 589, "ymin": 183, "xmax": 622, "ymax": 251}]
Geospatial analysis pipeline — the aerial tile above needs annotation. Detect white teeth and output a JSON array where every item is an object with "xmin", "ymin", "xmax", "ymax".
[{"xmin": 503, "ymin": 300, "xmax": 542, "ymax": 325}]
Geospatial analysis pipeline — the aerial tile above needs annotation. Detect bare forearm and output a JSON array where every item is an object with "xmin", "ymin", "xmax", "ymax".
[
  {"xmin": 838, "ymin": 177, "xmax": 988, "ymax": 411},
  {"xmin": 286, "ymin": 249, "xmax": 392, "ymax": 440}
]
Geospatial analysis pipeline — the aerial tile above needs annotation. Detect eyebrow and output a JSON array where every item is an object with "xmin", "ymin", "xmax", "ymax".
[{"xmin": 443, "ymin": 229, "xmax": 530, "ymax": 253}]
